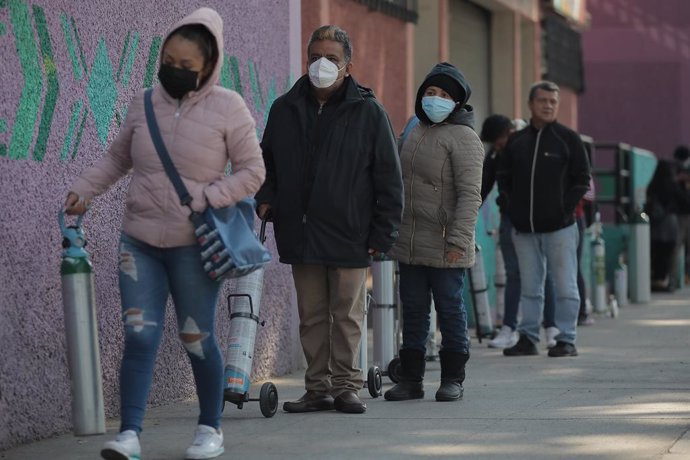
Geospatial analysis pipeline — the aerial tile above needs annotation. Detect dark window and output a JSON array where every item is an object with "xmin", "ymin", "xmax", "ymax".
[
  {"xmin": 353, "ymin": 0, "xmax": 418, "ymax": 23},
  {"xmin": 542, "ymin": 12, "xmax": 585, "ymax": 93}
]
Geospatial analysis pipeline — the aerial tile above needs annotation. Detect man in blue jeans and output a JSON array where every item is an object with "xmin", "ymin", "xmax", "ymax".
[
  {"xmin": 480, "ymin": 115, "xmax": 560, "ymax": 350},
  {"xmin": 497, "ymin": 81, "xmax": 591, "ymax": 357}
]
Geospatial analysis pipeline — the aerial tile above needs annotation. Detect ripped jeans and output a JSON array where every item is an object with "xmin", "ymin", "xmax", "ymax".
[{"xmin": 118, "ymin": 233, "xmax": 223, "ymax": 433}]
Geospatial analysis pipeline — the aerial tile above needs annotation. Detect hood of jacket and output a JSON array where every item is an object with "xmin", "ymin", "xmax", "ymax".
[
  {"xmin": 415, "ymin": 62, "xmax": 475, "ymax": 129},
  {"xmin": 159, "ymin": 7, "xmax": 224, "ymax": 102}
]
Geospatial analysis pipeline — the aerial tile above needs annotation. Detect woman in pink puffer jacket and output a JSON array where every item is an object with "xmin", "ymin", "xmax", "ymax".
[{"xmin": 63, "ymin": 8, "xmax": 264, "ymax": 460}]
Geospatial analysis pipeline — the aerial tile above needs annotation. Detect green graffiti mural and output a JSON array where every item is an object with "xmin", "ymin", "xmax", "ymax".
[
  {"xmin": 33, "ymin": 4, "xmax": 58, "ymax": 162},
  {"xmin": 7, "ymin": 0, "xmax": 43, "ymax": 160},
  {"xmin": 1, "ymin": 0, "xmax": 290, "ymax": 163}
]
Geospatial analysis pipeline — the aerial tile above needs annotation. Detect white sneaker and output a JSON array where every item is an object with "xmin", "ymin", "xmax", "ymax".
[
  {"xmin": 545, "ymin": 327, "xmax": 560, "ymax": 349},
  {"xmin": 185, "ymin": 425, "xmax": 224, "ymax": 459},
  {"xmin": 101, "ymin": 430, "xmax": 141, "ymax": 460},
  {"xmin": 488, "ymin": 325, "xmax": 519, "ymax": 349}
]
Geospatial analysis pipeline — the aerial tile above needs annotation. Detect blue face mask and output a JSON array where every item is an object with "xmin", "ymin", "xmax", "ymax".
[{"xmin": 422, "ymin": 96, "xmax": 457, "ymax": 123}]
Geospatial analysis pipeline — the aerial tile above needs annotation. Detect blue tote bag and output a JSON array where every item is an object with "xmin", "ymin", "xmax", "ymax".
[{"xmin": 144, "ymin": 89, "xmax": 271, "ymax": 281}]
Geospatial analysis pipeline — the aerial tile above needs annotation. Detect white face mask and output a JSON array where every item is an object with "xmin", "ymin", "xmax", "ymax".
[{"xmin": 308, "ymin": 57, "xmax": 344, "ymax": 89}]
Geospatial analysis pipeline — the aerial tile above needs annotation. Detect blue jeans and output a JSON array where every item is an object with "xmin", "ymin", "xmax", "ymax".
[
  {"xmin": 399, "ymin": 263, "xmax": 469, "ymax": 354},
  {"xmin": 499, "ymin": 215, "xmax": 556, "ymax": 330},
  {"xmin": 512, "ymin": 224, "xmax": 580, "ymax": 344},
  {"xmin": 118, "ymin": 233, "xmax": 224, "ymax": 433}
]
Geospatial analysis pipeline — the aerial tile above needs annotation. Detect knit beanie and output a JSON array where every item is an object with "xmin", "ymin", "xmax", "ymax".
[{"xmin": 423, "ymin": 74, "xmax": 464, "ymax": 103}]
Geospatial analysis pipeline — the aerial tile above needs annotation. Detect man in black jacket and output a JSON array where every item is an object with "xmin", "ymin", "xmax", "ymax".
[
  {"xmin": 497, "ymin": 81, "xmax": 591, "ymax": 358},
  {"xmin": 255, "ymin": 25, "xmax": 403, "ymax": 414}
]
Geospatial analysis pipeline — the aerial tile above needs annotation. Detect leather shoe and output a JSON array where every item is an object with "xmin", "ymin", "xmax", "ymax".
[
  {"xmin": 283, "ymin": 391, "xmax": 334, "ymax": 413},
  {"xmin": 333, "ymin": 390, "xmax": 366, "ymax": 414}
]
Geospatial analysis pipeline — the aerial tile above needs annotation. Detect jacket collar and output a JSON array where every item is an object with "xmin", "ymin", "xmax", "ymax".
[{"xmin": 286, "ymin": 75, "xmax": 367, "ymax": 107}]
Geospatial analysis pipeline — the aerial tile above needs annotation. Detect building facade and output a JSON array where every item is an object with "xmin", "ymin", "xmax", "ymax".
[{"xmin": 579, "ymin": 0, "xmax": 690, "ymax": 158}]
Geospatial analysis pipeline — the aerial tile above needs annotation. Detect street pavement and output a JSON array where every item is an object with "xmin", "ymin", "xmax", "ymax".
[{"xmin": 2, "ymin": 289, "xmax": 689, "ymax": 460}]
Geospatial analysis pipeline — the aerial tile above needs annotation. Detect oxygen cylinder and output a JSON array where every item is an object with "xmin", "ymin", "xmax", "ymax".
[
  {"xmin": 224, "ymin": 268, "xmax": 265, "ymax": 402},
  {"xmin": 426, "ymin": 302, "xmax": 438, "ymax": 361},
  {"xmin": 629, "ymin": 210, "xmax": 651, "ymax": 303},
  {"xmin": 608, "ymin": 294, "xmax": 620, "ymax": 318},
  {"xmin": 372, "ymin": 259, "xmax": 396, "ymax": 366},
  {"xmin": 494, "ymin": 246, "xmax": 506, "ymax": 325},
  {"xmin": 58, "ymin": 211, "xmax": 105, "ymax": 436},
  {"xmin": 592, "ymin": 212, "xmax": 607, "ymax": 314},
  {"xmin": 614, "ymin": 254, "xmax": 629, "ymax": 308},
  {"xmin": 468, "ymin": 244, "xmax": 493, "ymax": 338}
]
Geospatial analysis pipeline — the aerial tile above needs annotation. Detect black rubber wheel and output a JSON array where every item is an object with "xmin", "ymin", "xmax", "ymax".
[
  {"xmin": 259, "ymin": 382, "xmax": 278, "ymax": 418},
  {"xmin": 387, "ymin": 357, "xmax": 401, "ymax": 383},
  {"xmin": 367, "ymin": 366, "xmax": 382, "ymax": 398}
]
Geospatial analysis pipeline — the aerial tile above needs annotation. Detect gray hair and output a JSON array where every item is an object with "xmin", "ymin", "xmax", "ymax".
[
  {"xmin": 528, "ymin": 80, "xmax": 560, "ymax": 101},
  {"xmin": 307, "ymin": 25, "xmax": 353, "ymax": 63}
]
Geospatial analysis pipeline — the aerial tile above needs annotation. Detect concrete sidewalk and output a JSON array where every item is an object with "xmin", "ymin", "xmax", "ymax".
[{"xmin": 2, "ymin": 291, "xmax": 689, "ymax": 460}]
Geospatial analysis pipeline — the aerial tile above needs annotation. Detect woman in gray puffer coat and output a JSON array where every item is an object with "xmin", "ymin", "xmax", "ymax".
[{"xmin": 385, "ymin": 62, "xmax": 484, "ymax": 403}]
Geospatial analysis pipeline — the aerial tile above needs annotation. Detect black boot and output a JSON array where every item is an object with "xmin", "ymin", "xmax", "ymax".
[
  {"xmin": 384, "ymin": 349, "xmax": 426, "ymax": 401},
  {"xmin": 435, "ymin": 350, "xmax": 469, "ymax": 402}
]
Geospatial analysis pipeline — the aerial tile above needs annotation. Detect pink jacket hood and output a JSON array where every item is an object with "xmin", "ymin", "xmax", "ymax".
[{"xmin": 160, "ymin": 7, "xmax": 224, "ymax": 101}]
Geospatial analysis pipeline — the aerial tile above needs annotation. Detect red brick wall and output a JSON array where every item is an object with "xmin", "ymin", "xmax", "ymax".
[{"xmin": 301, "ymin": 0, "xmax": 412, "ymax": 133}]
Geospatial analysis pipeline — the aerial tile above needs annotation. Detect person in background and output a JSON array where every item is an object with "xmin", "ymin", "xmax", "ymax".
[
  {"xmin": 645, "ymin": 159, "xmax": 690, "ymax": 291},
  {"xmin": 64, "ymin": 8, "xmax": 265, "ymax": 460},
  {"xmin": 255, "ymin": 25, "xmax": 403, "ymax": 415},
  {"xmin": 480, "ymin": 115, "xmax": 559, "ymax": 349},
  {"xmin": 671, "ymin": 145, "xmax": 690, "ymax": 287},
  {"xmin": 498, "ymin": 80, "xmax": 591, "ymax": 358},
  {"xmin": 384, "ymin": 62, "xmax": 484, "ymax": 402}
]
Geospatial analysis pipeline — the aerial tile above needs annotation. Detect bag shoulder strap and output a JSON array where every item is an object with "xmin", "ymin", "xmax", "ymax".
[
  {"xmin": 399, "ymin": 115, "xmax": 419, "ymax": 147},
  {"xmin": 143, "ymin": 89, "xmax": 192, "ymax": 207}
]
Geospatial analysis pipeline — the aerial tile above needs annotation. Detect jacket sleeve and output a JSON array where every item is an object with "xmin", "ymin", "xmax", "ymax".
[
  {"xmin": 562, "ymin": 132, "xmax": 592, "ymax": 215},
  {"xmin": 69, "ymin": 92, "xmax": 140, "ymax": 199},
  {"xmin": 254, "ymin": 102, "xmax": 278, "ymax": 207},
  {"xmin": 447, "ymin": 129, "xmax": 484, "ymax": 252},
  {"xmin": 368, "ymin": 103, "xmax": 404, "ymax": 253},
  {"xmin": 480, "ymin": 150, "xmax": 496, "ymax": 203},
  {"xmin": 496, "ymin": 137, "xmax": 514, "ymax": 211},
  {"xmin": 204, "ymin": 92, "xmax": 266, "ymax": 208}
]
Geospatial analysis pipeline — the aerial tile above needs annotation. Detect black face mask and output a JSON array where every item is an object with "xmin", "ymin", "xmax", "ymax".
[{"xmin": 158, "ymin": 64, "xmax": 199, "ymax": 99}]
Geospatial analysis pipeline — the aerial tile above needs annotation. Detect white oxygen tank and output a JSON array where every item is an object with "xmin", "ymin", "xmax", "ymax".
[
  {"xmin": 426, "ymin": 303, "xmax": 438, "ymax": 361},
  {"xmin": 614, "ymin": 254, "xmax": 629, "ymax": 308},
  {"xmin": 469, "ymin": 244, "xmax": 493, "ymax": 339},
  {"xmin": 494, "ymin": 245, "xmax": 506, "ymax": 325},
  {"xmin": 592, "ymin": 212, "xmax": 608, "ymax": 314},
  {"xmin": 223, "ymin": 268, "xmax": 265, "ymax": 401},
  {"xmin": 372, "ymin": 259, "xmax": 396, "ymax": 366},
  {"xmin": 629, "ymin": 211, "xmax": 651, "ymax": 303}
]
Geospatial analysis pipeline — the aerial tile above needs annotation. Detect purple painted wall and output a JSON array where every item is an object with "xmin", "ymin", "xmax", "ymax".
[
  {"xmin": 0, "ymin": 0, "xmax": 299, "ymax": 449},
  {"xmin": 579, "ymin": 0, "xmax": 690, "ymax": 158}
]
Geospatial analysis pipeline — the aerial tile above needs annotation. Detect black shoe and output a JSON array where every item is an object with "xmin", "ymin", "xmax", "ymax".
[
  {"xmin": 548, "ymin": 341, "xmax": 578, "ymax": 357},
  {"xmin": 384, "ymin": 381, "xmax": 424, "ymax": 401},
  {"xmin": 503, "ymin": 334, "xmax": 538, "ymax": 356},
  {"xmin": 283, "ymin": 391, "xmax": 334, "ymax": 413},
  {"xmin": 435, "ymin": 381, "xmax": 463, "ymax": 401},
  {"xmin": 333, "ymin": 390, "xmax": 367, "ymax": 414}
]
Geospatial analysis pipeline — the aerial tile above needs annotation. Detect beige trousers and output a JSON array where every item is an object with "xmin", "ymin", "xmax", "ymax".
[{"xmin": 291, "ymin": 264, "xmax": 367, "ymax": 396}]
